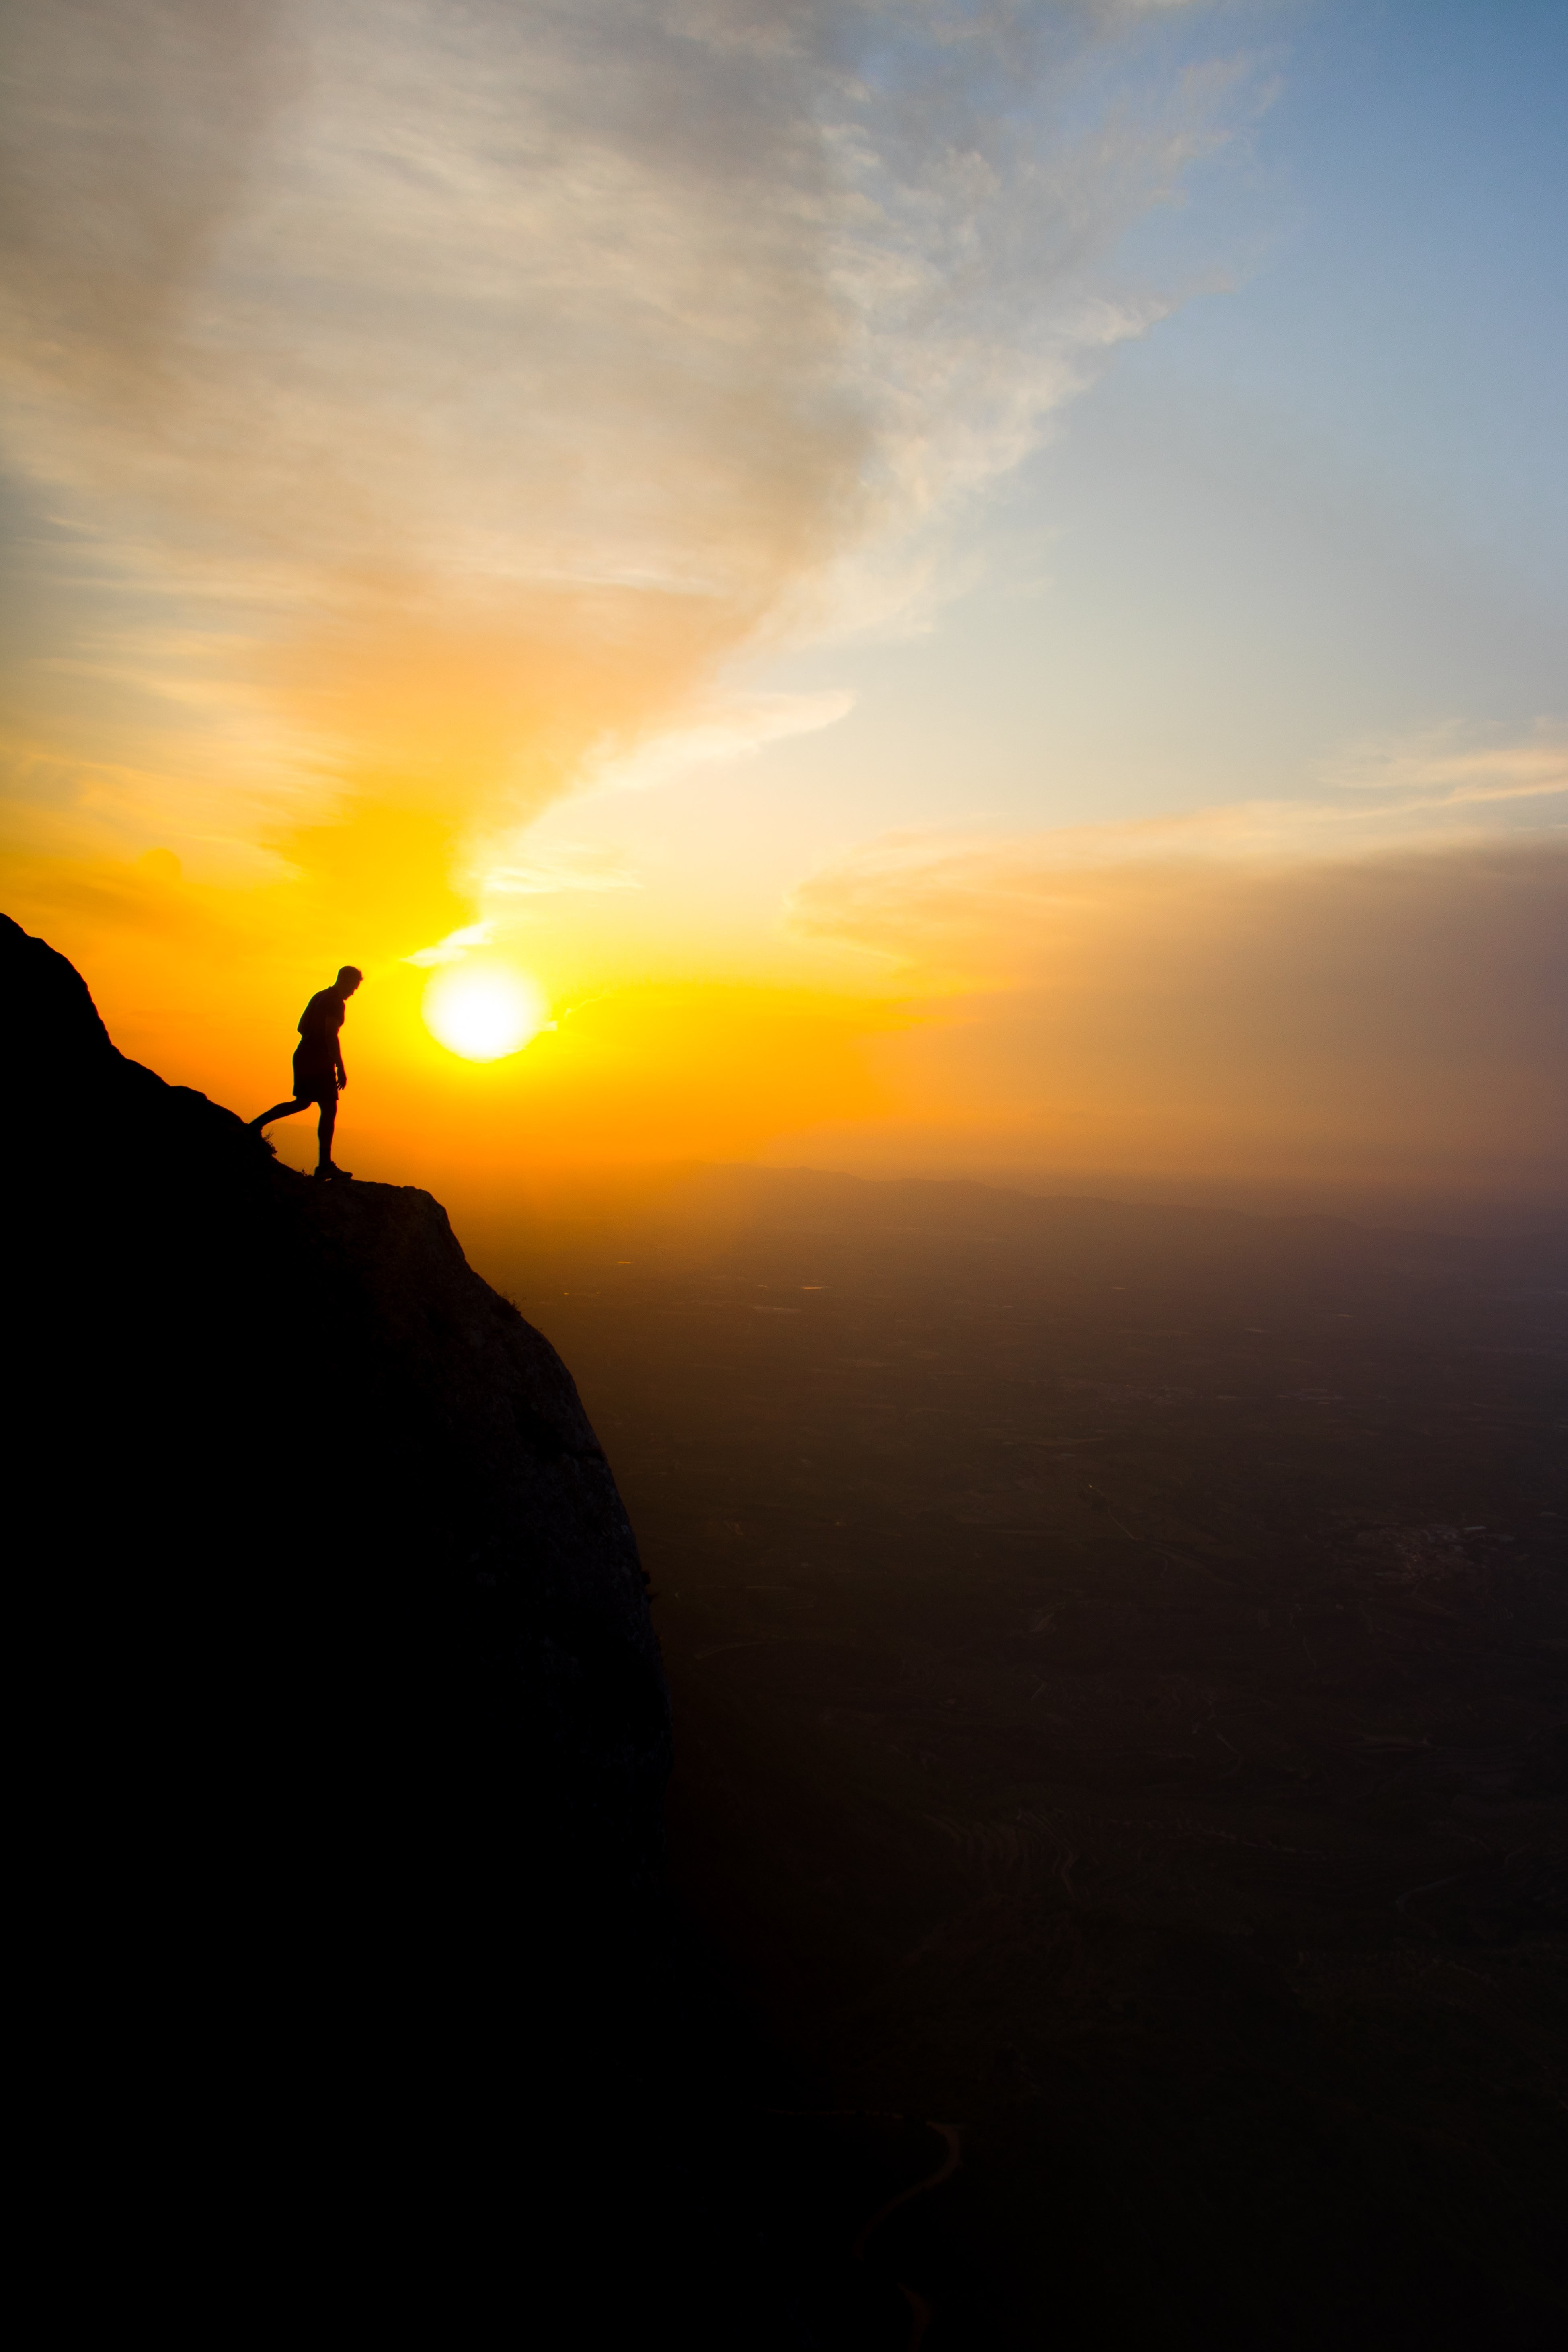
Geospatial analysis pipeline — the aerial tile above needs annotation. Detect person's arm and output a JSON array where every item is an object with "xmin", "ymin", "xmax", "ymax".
[{"xmin": 335, "ymin": 1004, "xmax": 347, "ymax": 1088}]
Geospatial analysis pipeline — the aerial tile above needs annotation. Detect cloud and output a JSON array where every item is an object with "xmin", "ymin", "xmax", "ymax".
[
  {"xmin": 484, "ymin": 846, "xmax": 644, "ymax": 898},
  {"xmin": 404, "ymin": 922, "xmax": 493, "ymax": 967},
  {"xmin": 576, "ymin": 688, "xmax": 856, "ymax": 797},
  {"xmin": 1322, "ymin": 724, "xmax": 1568, "ymax": 811},
  {"xmin": 784, "ymin": 792, "xmax": 1568, "ymax": 1206},
  {"xmin": 0, "ymin": 0, "xmax": 1253, "ymax": 868},
  {"xmin": 790, "ymin": 727, "xmax": 1568, "ymax": 979}
]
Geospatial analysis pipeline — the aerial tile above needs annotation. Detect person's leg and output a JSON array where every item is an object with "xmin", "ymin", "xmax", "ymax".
[
  {"xmin": 250, "ymin": 1098, "xmax": 309, "ymax": 1131},
  {"xmin": 315, "ymin": 1092, "xmax": 339, "ymax": 1171}
]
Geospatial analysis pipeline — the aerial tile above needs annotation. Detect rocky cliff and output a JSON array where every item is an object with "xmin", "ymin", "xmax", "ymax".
[{"xmin": 7, "ymin": 914, "xmax": 675, "ymax": 2321}]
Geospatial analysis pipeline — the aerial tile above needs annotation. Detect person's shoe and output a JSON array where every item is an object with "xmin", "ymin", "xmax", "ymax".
[{"xmin": 314, "ymin": 1162, "xmax": 353, "ymax": 1182}]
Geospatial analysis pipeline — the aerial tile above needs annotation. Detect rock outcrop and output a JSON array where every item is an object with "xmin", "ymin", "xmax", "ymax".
[{"xmin": 7, "ymin": 915, "xmax": 673, "ymax": 2317}]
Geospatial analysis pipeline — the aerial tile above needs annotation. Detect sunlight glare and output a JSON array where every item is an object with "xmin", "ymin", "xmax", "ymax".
[{"xmin": 422, "ymin": 963, "xmax": 550, "ymax": 1061}]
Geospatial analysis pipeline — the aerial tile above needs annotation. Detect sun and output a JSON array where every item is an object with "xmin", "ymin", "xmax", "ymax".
[{"xmin": 422, "ymin": 963, "xmax": 551, "ymax": 1061}]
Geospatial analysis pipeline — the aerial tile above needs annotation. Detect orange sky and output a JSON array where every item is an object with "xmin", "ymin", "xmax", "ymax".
[{"xmin": 3, "ymin": 2, "xmax": 1564, "ymax": 1226}]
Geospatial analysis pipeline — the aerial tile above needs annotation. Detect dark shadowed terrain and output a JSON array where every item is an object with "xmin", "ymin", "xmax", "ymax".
[
  {"xmin": 14, "ymin": 897, "xmax": 1562, "ymax": 2347},
  {"xmin": 476, "ymin": 1169, "xmax": 1568, "ymax": 2349},
  {"xmin": 6, "ymin": 917, "xmax": 680, "ymax": 2338}
]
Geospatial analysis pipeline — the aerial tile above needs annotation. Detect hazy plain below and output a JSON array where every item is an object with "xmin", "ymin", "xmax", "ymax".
[{"xmin": 473, "ymin": 1170, "xmax": 1568, "ymax": 2348}]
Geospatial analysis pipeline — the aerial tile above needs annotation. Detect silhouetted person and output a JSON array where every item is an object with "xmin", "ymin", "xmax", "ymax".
[{"xmin": 250, "ymin": 965, "xmax": 362, "ymax": 1180}]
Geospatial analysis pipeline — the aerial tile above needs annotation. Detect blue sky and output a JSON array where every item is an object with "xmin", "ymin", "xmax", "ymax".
[{"xmin": 715, "ymin": 0, "xmax": 1568, "ymax": 843}]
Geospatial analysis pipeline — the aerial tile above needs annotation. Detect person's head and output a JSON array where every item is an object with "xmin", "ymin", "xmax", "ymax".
[{"xmin": 335, "ymin": 965, "xmax": 363, "ymax": 997}]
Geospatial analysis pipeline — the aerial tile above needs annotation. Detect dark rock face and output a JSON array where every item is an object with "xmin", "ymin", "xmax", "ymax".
[{"xmin": 7, "ymin": 915, "xmax": 673, "ymax": 2311}]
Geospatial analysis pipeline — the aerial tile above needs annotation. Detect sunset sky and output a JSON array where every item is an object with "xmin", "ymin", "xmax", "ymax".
[{"xmin": 3, "ymin": 0, "xmax": 1564, "ymax": 1222}]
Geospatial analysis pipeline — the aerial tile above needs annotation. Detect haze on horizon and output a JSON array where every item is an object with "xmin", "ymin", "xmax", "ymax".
[{"xmin": 2, "ymin": 0, "xmax": 1564, "ymax": 1227}]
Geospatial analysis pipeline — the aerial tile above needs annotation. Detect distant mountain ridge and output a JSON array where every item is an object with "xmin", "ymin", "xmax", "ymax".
[
  {"xmin": 502, "ymin": 1156, "xmax": 1567, "ymax": 1279},
  {"xmin": 712, "ymin": 1164, "xmax": 1568, "ymax": 1248}
]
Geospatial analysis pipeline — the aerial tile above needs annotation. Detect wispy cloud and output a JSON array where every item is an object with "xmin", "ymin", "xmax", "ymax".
[
  {"xmin": 0, "ymin": 0, "xmax": 1254, "ymax": 867},
  {"xmin": 484, "ymin": 846, "xmax": 644, "ymax": 898},
  {"xmin": 1322, "ymin": 723, "xmax": 1568, "ymax": 811},
  {"xmin": 579, "ymin": 689, "xmax": 857, "ymax": 796},
  {"xmin": 784, "ymin": 819, "xmax": 1568, "ymax": 1205},
  {"xmin": 404, "ymin": 921, "xmax": 493, "ymax": 967},
  {"xmin": 790, "ymin": 725, "xmax": 1568, "ymax": 976}
]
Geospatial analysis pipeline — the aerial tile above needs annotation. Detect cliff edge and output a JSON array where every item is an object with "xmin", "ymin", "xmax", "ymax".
[{"xmin": 8, "ymin": 915, "xmax": 675, "ymax": 2310}]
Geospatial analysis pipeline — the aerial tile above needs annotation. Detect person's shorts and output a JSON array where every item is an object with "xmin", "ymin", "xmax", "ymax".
[{"xmin": 291, "ymin": 1065, "xmax": 337, "ymax": 1107}]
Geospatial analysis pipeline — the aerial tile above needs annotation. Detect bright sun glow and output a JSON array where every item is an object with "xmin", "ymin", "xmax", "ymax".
[{"xmin": 422, "ymin": 964, "xmax": 551, "ymax": 1061}]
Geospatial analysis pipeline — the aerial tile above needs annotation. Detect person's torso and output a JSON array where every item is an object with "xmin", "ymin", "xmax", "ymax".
[{"xmin": 295, "ymin": 989, "xmax": 344, "ymax": 1068}]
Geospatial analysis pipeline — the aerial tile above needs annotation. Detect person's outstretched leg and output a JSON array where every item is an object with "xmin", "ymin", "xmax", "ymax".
[{"xmin": 250, "ymin": 1097, "xmax": 309, "ymax": 1131}]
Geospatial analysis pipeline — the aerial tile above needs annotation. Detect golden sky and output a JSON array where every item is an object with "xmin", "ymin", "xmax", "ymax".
[{"xmin": 2, "ymin": 2, "xmax": 1564, "ymax": 1221}]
